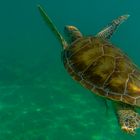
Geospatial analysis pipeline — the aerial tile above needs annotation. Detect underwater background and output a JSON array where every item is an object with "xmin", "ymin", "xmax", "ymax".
[{"xmin": 0, "ymin": 0, "xmax": 140, "ymax": 140}]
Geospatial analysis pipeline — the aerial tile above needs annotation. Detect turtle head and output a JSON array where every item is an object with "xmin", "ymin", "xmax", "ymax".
[{"xmin": 64, "ymin": 25, "xmax": 83, "ymax": 43}]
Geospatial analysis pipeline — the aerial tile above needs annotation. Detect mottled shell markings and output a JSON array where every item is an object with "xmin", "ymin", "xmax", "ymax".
[{"xmin": 63, "ymin": 37, "xmax": 140, "ymax": 107}]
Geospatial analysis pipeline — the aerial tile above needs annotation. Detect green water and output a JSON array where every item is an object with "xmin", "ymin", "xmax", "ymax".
[{"xmin": 0, "ymin": 0, "xmax": 140, "ymax": 139}]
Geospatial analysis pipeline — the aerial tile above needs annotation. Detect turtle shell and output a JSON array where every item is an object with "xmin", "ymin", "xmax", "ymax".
[{"xmin": 63, "ymin": 36, "xmax": 140, "ymax": 107}]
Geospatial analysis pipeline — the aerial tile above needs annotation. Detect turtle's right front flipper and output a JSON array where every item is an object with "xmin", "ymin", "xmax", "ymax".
[
  {"xmin": 38, "ymin": 5, "xmax": 68, "ymax": 49},
  {"xmin": 96, "ymin": 14, "xmax": 130, "ymax": 40}
]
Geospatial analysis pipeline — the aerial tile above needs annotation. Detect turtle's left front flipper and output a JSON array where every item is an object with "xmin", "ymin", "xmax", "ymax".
[
  {"xmin": 37, "ymin": 5, "xmax": 68, "ymax": 49},
  {"xmin": 115, "ymin": 103, "xmax": 140, "ymax": 135},
  {"xmin": 96, "ymin": 15, "xmax": 130, "ymax": 40}
]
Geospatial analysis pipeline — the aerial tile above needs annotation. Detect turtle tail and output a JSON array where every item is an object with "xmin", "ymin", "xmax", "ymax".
[{"xmin": 37, "ymin": 5, "xmax": 68, "ymax": 49}]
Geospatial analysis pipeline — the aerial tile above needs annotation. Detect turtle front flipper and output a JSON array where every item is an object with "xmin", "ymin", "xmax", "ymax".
[
  {"xmin": 38, "ymin": 5, "xmax": 68, "ymax": 49},
  {"xmin": 96, "ymin": 14, "xmax": 130, "ymax": 40},
  {"xmin": 115, "ymin": 103, "xmax": 140, "ymax": 135}
]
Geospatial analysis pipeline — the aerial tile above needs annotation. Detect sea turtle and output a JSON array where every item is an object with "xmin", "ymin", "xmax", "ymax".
[{"xmin": 38, "ymin": 5, "xmax": 140, "ymax": 134}]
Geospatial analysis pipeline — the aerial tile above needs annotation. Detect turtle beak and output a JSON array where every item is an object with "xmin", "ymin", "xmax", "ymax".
[
  {"xmin": 64, "ymin": 25, "xmax": 77, "ymax": 36},
  {"xmin": 64, "ymin": 25, "xmax": 68, "ymax": 30},
  {"xmin": 64, "ymin": 26, "xmax": 71, "ymax": 43},
  {"xmin": 64, "ymin": 25, "xmax": 69, "ymax": 35},
  {"xmin": 64, "ymin": 25, "xmax": 69, "ymax": 32},
  {"xmin": 64, "ymin": 25, "xmax": 72, "ymax": 33},
  {"xmin": 65, "ymin": 25, "xmax": 77, "ymax": 31}
]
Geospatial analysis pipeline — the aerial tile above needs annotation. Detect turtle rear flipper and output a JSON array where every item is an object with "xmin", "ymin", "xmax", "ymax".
[
  {"xmin": 115, "ymin": 103, "xmax": 140, "ymax": 135},
  {"xmin": 38, "ymin": 5, "xmax": 68, "ymax": 49}
]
